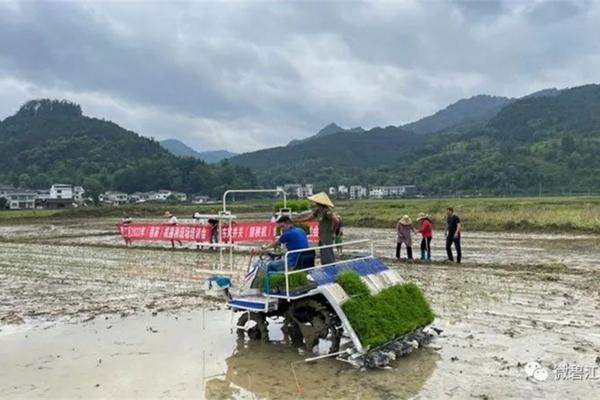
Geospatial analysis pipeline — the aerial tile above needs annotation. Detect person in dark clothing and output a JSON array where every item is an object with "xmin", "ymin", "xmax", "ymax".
[
  {"xmin": 445, "ymin": 207, "xmax": 462, "ymax": 263},
  {"xmin": 396, "ymin": 215, "xmax": 415, "ymax": 261},
  {"xmin": 295, "ymin": 192, "xmax": 339, "ymax": 266},
  {"xmin": 208, "ymin": 218, "xmax": 219, "ymax": 250}
]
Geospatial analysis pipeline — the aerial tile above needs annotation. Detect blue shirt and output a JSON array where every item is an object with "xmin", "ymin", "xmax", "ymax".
[{"xmin": 278, "ymin": 226, "xmax": 309, "ymax": 267}]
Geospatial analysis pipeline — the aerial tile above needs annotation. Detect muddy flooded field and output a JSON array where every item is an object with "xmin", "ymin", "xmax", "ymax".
[
  {"xmin": 1, "ymin": 218, "xmax": 599, "ymax": 399},
  {"xmin": 2, "ymin": 218, "xmax": 600, "ymax": 269}
]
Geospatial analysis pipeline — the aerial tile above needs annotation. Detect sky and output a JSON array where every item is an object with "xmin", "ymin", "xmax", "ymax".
[{"xmin": 1, "ymin": 0, "xmax": 600, "ymax": 153}]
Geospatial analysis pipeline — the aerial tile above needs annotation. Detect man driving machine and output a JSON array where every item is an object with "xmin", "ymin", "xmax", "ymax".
[
  {"xmin": 261, "ymin": 215, "xmax": 312, "ymax": 271},
  {"xmin": 250, "ymin": 215, "xmax": 313, "ymax": 289}
]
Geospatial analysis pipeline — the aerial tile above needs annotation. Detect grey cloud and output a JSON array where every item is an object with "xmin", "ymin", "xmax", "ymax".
[
  {"xmin": 526, "ymin": 0, "xmax": 593, "ymax": 23},
  {"xmin": 1, "ymin": 0, "xmax": 600, "ymax": 152},
  {"xmin": 452, "ymin": 0, "xmax": 506, "ymax": 19}
]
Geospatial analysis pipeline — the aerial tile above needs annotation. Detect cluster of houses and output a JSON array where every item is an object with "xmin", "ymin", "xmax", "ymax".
[
  {"xmin": 334, "ymin": 185, "xmax": 418, "ymax": 199},
  {"xmin": 2, "ymin": 182, "xmax": 419, "ymax": 210},
  {"xmin": 99, "ymin": 190, "xmax": 211, "ymax": 206},
  {"xmin": 276, "ymin": 184, "xmax": 314, "ymax": 199},
  {"xmin": 0, "ymin": 184, "xmax": 86, "ymax": 210},
  {"xmin": 0, "ymin": 184, "xmax": 213, "ymax": 210},
  {"xmin": 278, "ymin": 184, "xmax": 418, "ymax": 199}
]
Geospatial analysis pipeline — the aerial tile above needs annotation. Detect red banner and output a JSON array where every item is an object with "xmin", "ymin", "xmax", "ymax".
[{"xmin": 116, "ymin": 221, "xmax": 319, "ymax": 243}]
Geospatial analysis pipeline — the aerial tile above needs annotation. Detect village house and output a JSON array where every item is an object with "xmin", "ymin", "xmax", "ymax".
[
  {"xmin": 100, "ymin": 191, "xmax": 129, "ymax": 205},
  {"xmin": 192, "ymin": 195, "xmax": 211, "ymax": 204},
  {"xmin": 73, "ymin": 186, "xmax": 86, "ymax": 203},
  {"xmin": 128, "ymin": 193, "xmax": 144, "ymax": 203},
  {"xmin": 171, "ymin": 192, "xmax": 187, "ymax": 202},
  {"xmin": 337, "ymin": 185, "xmax": 349, "ymax": 197},
  {"xmin": 349, "ymin": 185, "xmax": 367, "ymax": 200},
  {"xmin": 278, "ymin": 184, "xmax": 314, "ymax": 198},
  {"xmin": 50, "ymin": 183, "xmax": 74, "ymax": 200},
  {"xmin": 35, "ymin": 189, "xmax": 51, "ymax": 201},
  {"xmin": 369, "ymin": 185, "xmax": 417, "ymax": 198},
  {"xmin": 0, "ymin": 187, "xmax": 37, "ymax": 210}
]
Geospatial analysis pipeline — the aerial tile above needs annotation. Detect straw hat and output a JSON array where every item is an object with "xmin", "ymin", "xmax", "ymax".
[
  {"xmin": 307, "ymin": 192, "xmax": 334, "ymax": 208},
  {"xmin": 164, "ymin": 211, "xmax": 173, "ymax": 218},
  {"xmin": 417, "ymin": 212, "xmax": 429, "ymax": 221},
  {"xmin": 399, "ymin": 215, "xmax": 412, "ymax": 225}
]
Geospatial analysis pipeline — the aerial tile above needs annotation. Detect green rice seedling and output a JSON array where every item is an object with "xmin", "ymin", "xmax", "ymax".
[
  {"xmin": 340, "ymin": 272, "xmax": 435, "ymax": 348},
  {"xmin": 257, "ymin": 272, "xmax": 310, "ymax": 293},
  {"xmin": 336, "ymin": 270, "xmax": 370, "ymax": 297}
]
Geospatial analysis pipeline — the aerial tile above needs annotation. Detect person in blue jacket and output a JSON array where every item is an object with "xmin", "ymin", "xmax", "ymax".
[{"xmin": 261, "ymin": 215, "xmax": 310, "ymax": 271}]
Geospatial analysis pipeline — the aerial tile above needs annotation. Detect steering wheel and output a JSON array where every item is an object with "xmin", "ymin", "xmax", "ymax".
[{"xmin": 258, "ymin": 249, "xmax": 283, "ymax": 260}]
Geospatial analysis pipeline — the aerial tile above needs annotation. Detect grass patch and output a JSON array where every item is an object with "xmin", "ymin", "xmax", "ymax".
[
  {"xmin": 334, "ymin": 196, "xmax": 600, "ymax": 233},
  {"xmin": 336, "ymin": 270, "xmax": 370, "ymax": 297},
  {"xmin": 257, "ymin": 272, "xmax": 310, "ymax": 293},
  {"xmin": 340, "ymin": 273, "xmax": 435, "ymax": 348},
  {"xmin": 3, "ymin": 195, "xmax": 600, "ymax": 233}
]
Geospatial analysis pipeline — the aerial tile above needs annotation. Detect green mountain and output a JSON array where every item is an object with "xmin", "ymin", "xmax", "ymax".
[
  {"xmin": 159, "ymin": 138, "xmax": 237, "ymax": 163},
  {"xmin": 230, "ymin": 84, "xmax": 600, "ymax": 194},
  {"xmin": 288, "ymin": 123, "xmax": 365, "ymax": 146},
  {"xmin": 398, "ymin": 84, "xmax": 600, "ymax": 194},
  {"xmin": 198, "ymin": 150, "xmax": 238, "ymax": 163},
  {"xmin": 231, "ymin": 126, "xmax": 425, "ymax": 187},
  {"xmin": 0, "ymin": 99, "xmax": 256, "ymax": 197},
  {"xmin": 159, "ymin": 138, "xmax": 201, "ymax": 158},
  {"xmin": 403, "ymin": 95, "xmax": 514, "ymax": 134}
]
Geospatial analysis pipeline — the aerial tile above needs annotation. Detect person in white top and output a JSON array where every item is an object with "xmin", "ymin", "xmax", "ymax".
[
  {"xmin": 164, "ymin": 211, "xmax": 182, "ymax": 249},
  {"xmin": 192, "ymin": 212, "xmax": 206, "ymax": 250}
]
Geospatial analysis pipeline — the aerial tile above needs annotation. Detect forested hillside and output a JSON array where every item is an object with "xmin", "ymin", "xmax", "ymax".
[
  {"xmin": 0, "ymin": 100, "xmax": 256, "ymax": 197},
  {"xmin": 403, "ymin": 95, "xmax": 514, "ymax": 134},
  {"xmin": 230, "ymin": 84, "xmax": 600, "ymax": 195},
  {"xmin": 398, "ymin": 84, "xmax": 600, "ymax": 194},
  {"xmin": 231, "ymin": 126, "xmax": 426, "ymax": 186},
  {"xmin": 287, "ymin": 123, "xmax": 365, "ymax": 146},
  {"xmin": 159, "ymin": 139, "xmax": 237, "ymax": 162},
  {"xmin": 4, "ymin": 84, "xmax": 600, "ymax": 198}
]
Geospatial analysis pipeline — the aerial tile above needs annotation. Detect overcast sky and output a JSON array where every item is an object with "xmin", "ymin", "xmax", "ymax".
[{"xmin": 1, "ymin": 0, "xmax": 599, "ymax": 153}]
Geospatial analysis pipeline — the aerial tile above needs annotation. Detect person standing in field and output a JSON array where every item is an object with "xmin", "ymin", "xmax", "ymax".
[
  {"xmin": 208, "ymin": 218, "xmax": 219, "ymax": 250},
  {"xmin": 445, "ymin": 207, "xmax": 462, "ymax": 263},
  {"xmin": 164, "ymin": 211, "xmax": 183, "ymax": 249},
  {"xmin": 295, "ymin": 192, "xmax": 340, "ymax": 265},
  {"xmin": 192, "ymin": 212, "xmax": 206, "ymax": 250},
  {"xmin": 121, "ymin": 214, "xmax": 133, "ymax": 247},
  {"xmin": 417, "ymin": 213, "xmax": 433, "ymax": 261},
  {"xmin": 396, "ymin": 215, "xmax": 415, "ymax": 261}
]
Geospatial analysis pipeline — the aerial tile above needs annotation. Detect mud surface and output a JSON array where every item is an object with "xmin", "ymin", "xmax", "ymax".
[
  {"xmin": 0, "ymin": 311, "xmax": 442, "ymax": 399},
  {"xmin": 2, "ymin": 218, "xmax": 599, "ymax": 269},
  {"xmin": 1, "ymin": 218, "xmax": 599, "ymax": 399}
]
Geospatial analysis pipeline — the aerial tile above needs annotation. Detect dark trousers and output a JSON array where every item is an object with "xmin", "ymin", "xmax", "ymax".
[
  {"xmin": 420, "ymin": 237, "xmax": 432, "ymax": 260},
  {"xmin": 319, "ymin": 241, "xmax": 336, "ymax": 265},
  {"xmin": 396, "ymin": 243, "xmax": 412, "ymax": 259},
  {"xmin": 446, "ymin": 235, "xmax": 461, "ymax": 263}
]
